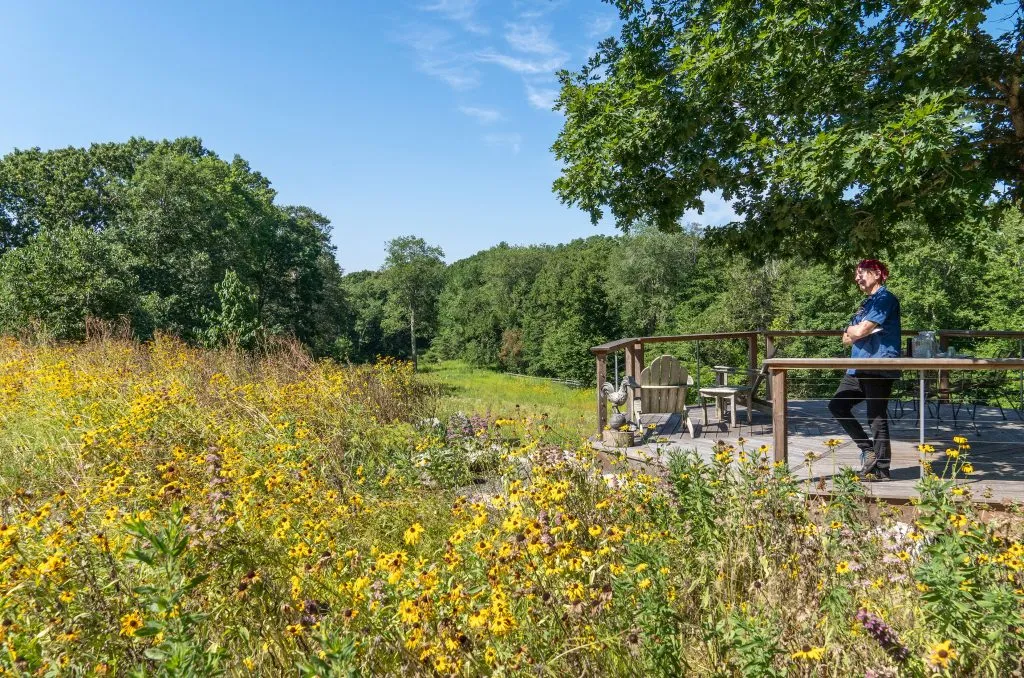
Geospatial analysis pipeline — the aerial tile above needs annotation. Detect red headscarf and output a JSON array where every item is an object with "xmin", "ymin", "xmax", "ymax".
[{"xmin": 856, "ymin": 259, "xmax": 889, "ymax": 282}]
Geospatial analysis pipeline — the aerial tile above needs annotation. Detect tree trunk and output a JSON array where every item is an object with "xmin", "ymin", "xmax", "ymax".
[{"xmin": 409, "ymin": 305, "xmax": 417, "ymax": 371}]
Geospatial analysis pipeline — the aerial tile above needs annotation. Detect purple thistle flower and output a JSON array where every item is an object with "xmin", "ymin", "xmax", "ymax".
[{"xmin": 855, "ymin": 609, "xmax": 909, "ymax": 662}]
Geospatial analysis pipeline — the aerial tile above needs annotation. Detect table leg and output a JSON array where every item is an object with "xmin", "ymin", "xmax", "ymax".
[{"xmin": 919, "ymin": 370, "xmax": 925, "ymax": 480}]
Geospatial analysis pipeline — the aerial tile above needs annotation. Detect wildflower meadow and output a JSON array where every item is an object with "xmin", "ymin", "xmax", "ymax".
[{"xmin": 0, "ymin": 336, "xmax": 1022, "ymax": 676}]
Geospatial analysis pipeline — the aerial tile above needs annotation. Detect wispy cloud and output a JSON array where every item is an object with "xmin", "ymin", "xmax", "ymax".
[
  {"xmin": 421, "ymin": 60, "xmax": 479, "ymax": 89},
  {"xmin": 406, "ymin": 3, "xmax": 571, "ymax": 115},
  {"xmin": 476, "ymin": 49, "xmax": 565, "ymax": 75},
  {"xmin": 421, "ymin": 0, "xmax": 488, "ymax": 35},
  {"xmin": 585, "ymin": 15, "xmax": 615, "ymax": 39},
  {"xmin": 524, "ymin": 82, "xmax": 558, "ymax": 111},
  {"xmin": 398, "ymin": 25, "xmax": 479, "ymax": 90},
  {"xmin": 512, "ymin": 0, "xmax": 567, "ymax": 19},
  {"xmin": 474, "ymin": 21, "xmax": 569, "ymax": 115},
  {"xmin": 484, "ymin": 133, "xmax": 523, "ymax": 154},
  {"xmin": 504, "ymin": 22, "xmax": 560, "ymax": 55},
  {"xmin": 458, "ymin": 105, "xmax": 502, "ymax": 123}
]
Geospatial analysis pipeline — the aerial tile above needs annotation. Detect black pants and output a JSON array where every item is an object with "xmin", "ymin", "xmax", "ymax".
[{"xmin": 827, "ymin": 373, "xmax": 896, "ymax": 471}]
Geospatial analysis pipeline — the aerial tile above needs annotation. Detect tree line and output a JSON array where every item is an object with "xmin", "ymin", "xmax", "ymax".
[
  {"xmin": 425, "ymin": 212, "xmax": 1024, "ymax": 385},
  {"xmin": 2, "ymin": 138, "xmax": 1022, "ymax": 386}
]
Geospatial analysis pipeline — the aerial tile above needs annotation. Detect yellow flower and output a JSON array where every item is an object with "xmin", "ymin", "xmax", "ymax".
[
  {"xmin": 960, "ymin": 462, "xmax": 973, "ymax": 474},
  {"xmin": 403, "ymin": 522, "xmax": 425, "ymax": 546},
  {"xmin": 928, "ymin": 640, "xmax": 957, "ymax": 669},
  {"xmin": 285, "ymin": 624, "xmax": 303, "ymax": 637},
  {"xmin": 791, "ymin": 645, "xmax": 825, "ymax": 661},
  {"xmin": 945, "ymin": 448, "xmax": 960, "ymax": 459},
  {"xmin": 917, "ymin": 444, "xmax": 936, "ymax": 454},
  {"xmin": 468, "ymin": 608, "xmax": 489, "ymax": 628},
  {"xmin": 119, "ymin": 611, "xmax": 144, "ymax": 637},
  {"xmin": 588, "ymin": 524, "xmax": 602, "ymax": 537},
  {"xmin": 37, "ymin": 553, "xmax": 67, "ymax": 576},
  {"xmin": 949, "ymin": 514, "xmax": 969, "ymax": 529},
  {"xmin": 637, "ymin": 578, "xmax": 652, "ymax": 590},
  {"xmin": 835, "ymin": 561, "xmax": 850, "ymax": 575},
  {"xmin": 489, "ymin": 614, "xmax": 514, "ymax": 635},
  {"xmin": 565, "ymin": 581, "xmax": 585, "ymax": 602},
  {"xmin": 398, "ymin": 599, "xmax": 420, "ymax": 624},
  {"xmin": 953, "ymin": 435, "xmax": 968, "ymax": 445}
]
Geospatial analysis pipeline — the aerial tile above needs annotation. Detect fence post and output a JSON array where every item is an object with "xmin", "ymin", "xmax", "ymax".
[
  {"xmin": 771, "ymin": 368, "xmax": 788, "ymax": 465},
  {"xmin": 626, "ymin": 342, "xmax": 643, "ymax": 421},
  {"xmin": 633, "ymin": 342, "xmax": 645, "ymax": 376},
  {"xmin": 596, "ymin": 354, "xmax": 607, "ymax": 436},
  {"xmin": 748, "ymin": 333, "xmax": 759, "ymax": 388},
  {"xmin": 695, "ymin": 340, "xmax": 701, "ymax": 390},
  {"xmin": 765, "ymin": 335, "xmax": 775, "ymax": 399}
]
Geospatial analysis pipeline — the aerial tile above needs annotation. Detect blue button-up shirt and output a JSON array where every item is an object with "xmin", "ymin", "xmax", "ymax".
[{"xmin": 848, "ymin": 285, "xmax": 901, "ymax": 376}]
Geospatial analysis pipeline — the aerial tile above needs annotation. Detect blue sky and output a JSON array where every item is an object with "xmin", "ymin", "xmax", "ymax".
[
  {"xmin": 0, "ymin": 0, "xmax": 730, "ymax": 272},
  {"xmin": 2, "ymin": 2, "xmax": 1015, "ymax": 272}
]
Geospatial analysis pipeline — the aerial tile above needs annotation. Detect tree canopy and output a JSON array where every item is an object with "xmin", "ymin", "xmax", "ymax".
[
  {"xmin": 0, "ymin": 138, "xmax": 346, "ymax": 350},
  {"xmin": 553, "ymin": 0, "xmax": 1024, "ymax": 260}
]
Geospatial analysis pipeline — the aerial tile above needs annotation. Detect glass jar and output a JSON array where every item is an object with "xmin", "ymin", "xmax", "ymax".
[{"xmin": 912, "ymin": 331, "xmax": 937, "ymax": 358}]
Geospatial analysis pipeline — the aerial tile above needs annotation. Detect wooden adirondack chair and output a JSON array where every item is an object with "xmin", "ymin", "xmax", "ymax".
[{"xmin": 635, "ymin": 355, "xmax": 696, "ymax": 437}]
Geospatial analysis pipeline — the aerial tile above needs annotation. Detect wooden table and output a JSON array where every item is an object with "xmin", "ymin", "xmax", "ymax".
[{"xmin": 699, "ymin": 366, "xmax": 750, "ymax": 429}]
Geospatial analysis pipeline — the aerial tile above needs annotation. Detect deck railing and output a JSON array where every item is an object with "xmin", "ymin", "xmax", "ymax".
[
  {"xmin": 762, "ymin": 357, "xmax": 1024, "ymax": 466},
  {"xmin": 590, "ymin": 329, "xmax": 1024, "ymax": 439}
]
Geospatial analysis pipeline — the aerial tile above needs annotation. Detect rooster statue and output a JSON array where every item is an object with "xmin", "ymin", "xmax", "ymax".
[{"xmin": 601, "ymin": 376, "xmax": 639, "ymax": 413}]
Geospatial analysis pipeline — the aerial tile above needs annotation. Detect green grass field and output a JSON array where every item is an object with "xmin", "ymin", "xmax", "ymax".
[{"xmin": 418, "ymin": 360, "xmax": 594, "ymax": 441}]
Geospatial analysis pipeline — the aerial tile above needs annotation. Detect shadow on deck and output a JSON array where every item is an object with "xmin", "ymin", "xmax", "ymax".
[{"xmin": 592, "ymin": 399, "xmax": 1024, "ymax": 504}]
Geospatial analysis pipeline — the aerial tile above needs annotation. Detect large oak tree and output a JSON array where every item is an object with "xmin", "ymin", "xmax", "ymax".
[{"xmin": 553, "ymin": 0, "xmax": 1024, "ymax": 260}]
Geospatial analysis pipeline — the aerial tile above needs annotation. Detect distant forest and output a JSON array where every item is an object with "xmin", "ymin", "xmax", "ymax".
[{"xmin": 1, "ymin": 138, "xmax": 1022, "ymax": 385}]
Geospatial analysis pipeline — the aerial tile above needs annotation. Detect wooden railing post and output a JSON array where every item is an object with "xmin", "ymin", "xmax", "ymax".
[
  {"xmin": 626, "ymin": 342, "xmax": 643, "ymax": 421},
  {"xmin": 596, "ymin": 354, "xmax": 607, "ymax": 436},
  {"xmin": 771, "ymin": 368, "xmax": 788, "ymax": 465},
  {"xmin": 624, "ymin": 344, "xmax": 637, "ymax": 422},
  {"xmin": 764, "ymin": 334, "xmax": 775, "ymax": 399},
  {"xmin": 747, "ymin": 333, "xmax": 759, "ymax": 388},
  {"xmin": 631, "ymin": 342, "xmax": 645, "ymax": 376}
]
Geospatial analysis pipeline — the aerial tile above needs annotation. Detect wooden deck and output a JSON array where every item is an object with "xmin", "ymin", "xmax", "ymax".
[{"xmin": 592, "ymin": 399, "xmax": 1024, "ymax": 504}]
